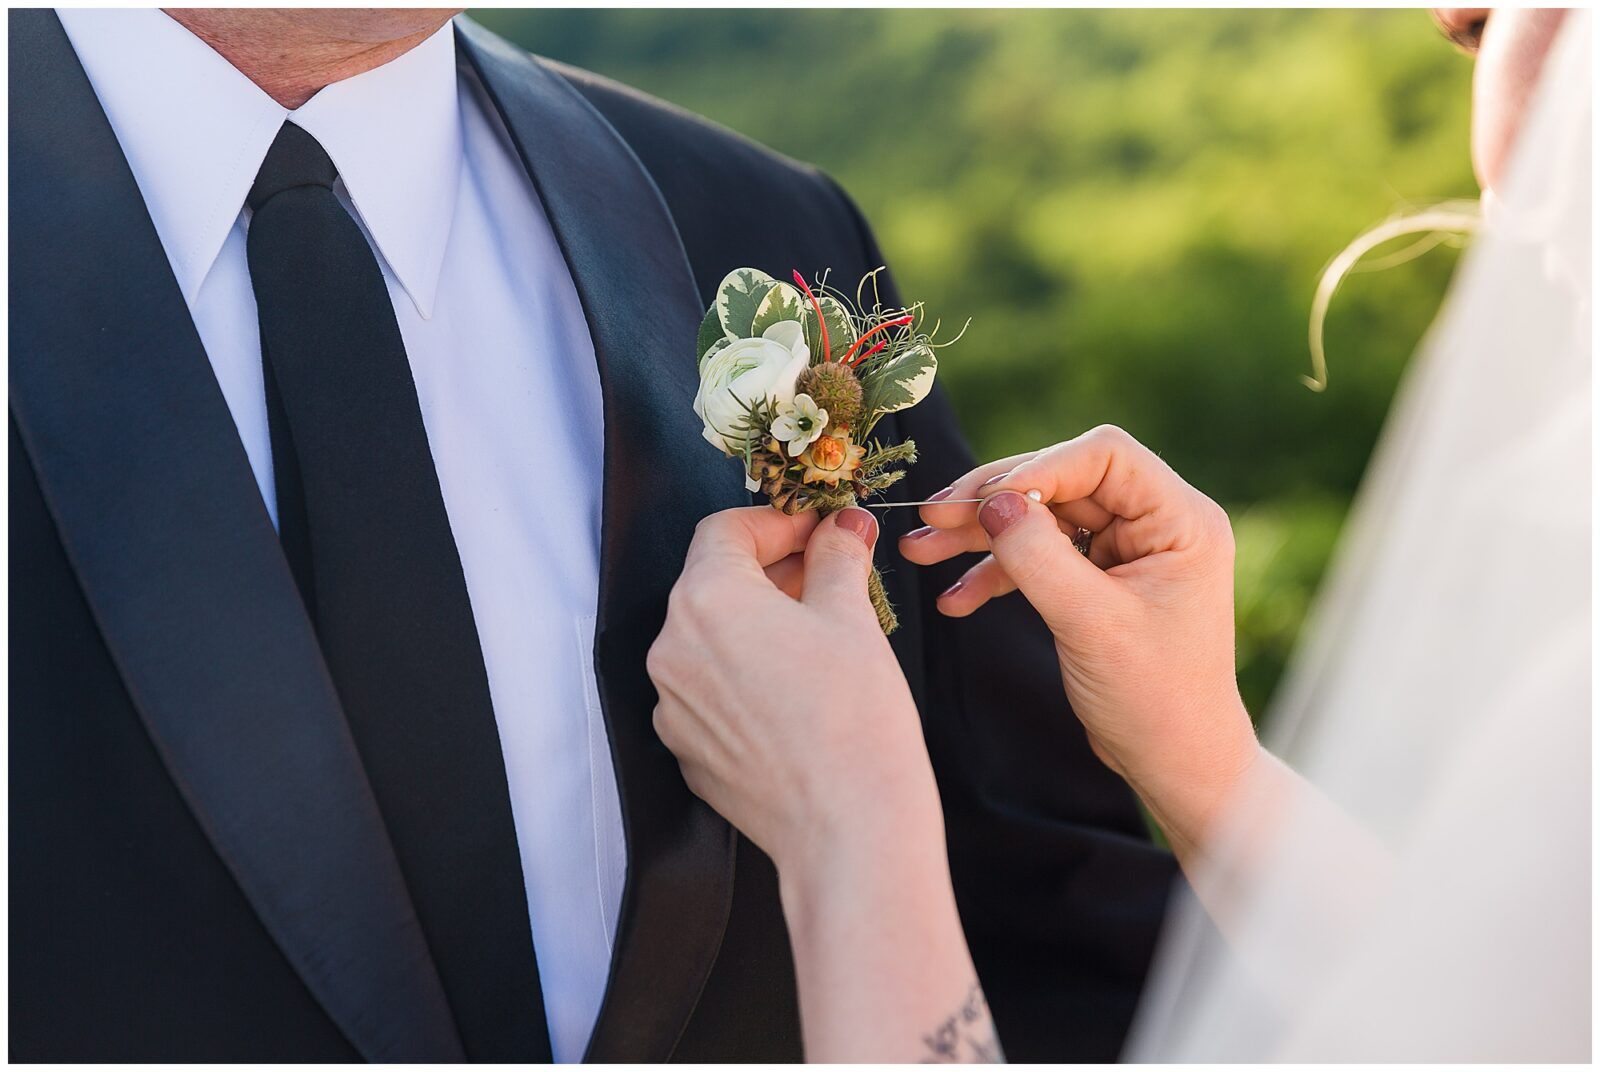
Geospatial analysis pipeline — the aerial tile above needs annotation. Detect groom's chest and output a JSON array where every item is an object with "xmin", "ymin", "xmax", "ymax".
[{"xmin": 169, "ymin": 82, "xmax": 630, "ymax": 1049}]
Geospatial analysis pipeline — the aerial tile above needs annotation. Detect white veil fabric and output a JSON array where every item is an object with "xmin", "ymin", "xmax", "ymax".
[{"xmin": 1128, "ymin": 11, "xmax": 1591, "ymax": 1061}]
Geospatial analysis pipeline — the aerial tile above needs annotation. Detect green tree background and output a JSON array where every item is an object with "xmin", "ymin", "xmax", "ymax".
[{"xmin": 472, "ymin": 8, "xmax": 1478, "ymax": 720}]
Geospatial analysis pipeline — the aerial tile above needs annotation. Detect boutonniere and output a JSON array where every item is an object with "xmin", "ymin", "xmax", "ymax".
[{"xmin": 693, "ymin": 267, "xmax": 965, "ymax": 633}]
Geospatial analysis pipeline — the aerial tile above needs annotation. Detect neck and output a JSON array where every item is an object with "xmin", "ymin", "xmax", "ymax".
[{"xmin": 163, "ymin": 9, "xmax": 453, "ymax": 109}]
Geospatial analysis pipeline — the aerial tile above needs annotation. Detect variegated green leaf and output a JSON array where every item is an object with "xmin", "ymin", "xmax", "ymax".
[
  {"xmin": 861, "ymin": 343, "xmax": 938, "ymax": 417},
  {"xmin": 750, "ymin": 281, "xmax": 806, "ymax": 340},
  {"xmin": 803, "ymin": 295, "xmax": 858, "ymax": 362},
  {"xmin": 697, "ymin": 305, "xmax": 728, "ymax": 361},
  {"xmin": 715, "ymin": 268, "xmax": 775, "ymax": 339}
]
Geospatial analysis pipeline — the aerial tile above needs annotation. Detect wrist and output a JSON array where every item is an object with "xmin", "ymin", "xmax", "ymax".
[
  {"xmin": 776, "ymin": 786, "xmax": 947, "ymax": 922},
  {"xmin": 1127, "ymin": 691, "xmax": 1262, "ymax": 858}
]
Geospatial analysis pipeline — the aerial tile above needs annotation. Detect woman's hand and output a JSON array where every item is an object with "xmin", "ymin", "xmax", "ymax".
[
  {"xmin": 648, "ymin": 505, "xmax": 941, "ymax": 877},
  {"xmin": 649, "ymin": 505, "xmax": 993, "ymax": 1063},
  {"xmin": 899, "ymin": 424, "xmax": 1261, "ymax": 861}
]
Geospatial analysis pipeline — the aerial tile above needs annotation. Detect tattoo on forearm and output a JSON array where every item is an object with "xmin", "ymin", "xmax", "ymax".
[{"xmin": 921, "ymin": 981, "xmax": 1005, "ymax": 1063}]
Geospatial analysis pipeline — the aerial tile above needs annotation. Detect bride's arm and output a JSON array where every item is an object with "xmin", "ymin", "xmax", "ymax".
[
  {"xmin": 903, "ymin": 430, "xmax": 1390, "ymax": 952},
  {"xmin": 649, "ymin": 506, "xmax": 1001, "ymax": 1062},
  {"xmin": 902, "ymin": 426, "xmax": 1263, "ymax": 880},
  {"xmin": 781, "ymin": 814, "xmax": 1002, "ymax": 1063},
  {"xmin": 1177, "ymin": 748, "xmax": 1392, "ymax": 971}
]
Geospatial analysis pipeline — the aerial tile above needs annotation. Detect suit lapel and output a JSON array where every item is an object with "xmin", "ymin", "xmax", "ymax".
[
  {"xmin": 8, "ymin": 11, "xmax": 463, "ymax": 1061},
  {"xmin": 457, "ymin": 18, "xmax": 750, "ymax": 1062}
]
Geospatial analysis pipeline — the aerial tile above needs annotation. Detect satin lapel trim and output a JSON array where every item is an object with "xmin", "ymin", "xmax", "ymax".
[
  {"xmin": 456, "ymin": 18, "xmax": 750, "ymax": 1062},
  {"xmin": 8, "ymin": 11, "xmax": 463, "ymax": 1061}
]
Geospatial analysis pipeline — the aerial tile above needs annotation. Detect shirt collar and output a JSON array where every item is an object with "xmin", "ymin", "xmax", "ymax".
[{"xmin": 58, "ymin": 8, "xmax": 462, "ymax": 318}]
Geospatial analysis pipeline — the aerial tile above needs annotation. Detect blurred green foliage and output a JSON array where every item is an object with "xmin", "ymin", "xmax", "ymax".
[{"xmin": 473, "ymin": 8, "xmax": 1477, "ymax": 719}]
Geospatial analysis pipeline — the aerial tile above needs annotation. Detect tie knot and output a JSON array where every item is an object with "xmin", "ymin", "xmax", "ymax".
[{"xmin": 248, "ymin": 122, "xmax": 339, "ymax": 212}]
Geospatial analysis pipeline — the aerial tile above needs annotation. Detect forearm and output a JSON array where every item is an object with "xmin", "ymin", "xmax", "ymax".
[
  {"xmin": 1135, "ymin": 743, "xmax": 1391, "ymax": 961},
  {"xmin": 1129, "ymin": 738, "xmax": 1267, "ymax": 881},
  {"xmin": 777, "ymin": 816, "xmax": 1003, "ymax": 1063},
  {"xmin": 1108, "ymin": 687, "xmax": 1265, "ymax": 879}
]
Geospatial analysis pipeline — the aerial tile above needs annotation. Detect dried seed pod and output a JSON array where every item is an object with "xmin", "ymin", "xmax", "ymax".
[{"xmin": 795, "ymin": 362, "xmax": 864, "ymax": 431}]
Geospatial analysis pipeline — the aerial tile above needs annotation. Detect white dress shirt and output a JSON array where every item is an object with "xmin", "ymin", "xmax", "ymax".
[{"xmin": 57, "ymin": 10, "xmax": 625, "ymax": 1061}]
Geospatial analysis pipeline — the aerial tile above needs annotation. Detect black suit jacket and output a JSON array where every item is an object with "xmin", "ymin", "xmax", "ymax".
[{"xmin": 9, "ymin": 11, "xmax": 1176, "ymax": 1062}]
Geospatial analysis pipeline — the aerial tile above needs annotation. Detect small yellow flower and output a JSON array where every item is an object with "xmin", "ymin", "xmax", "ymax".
[{"xmin": 799, "ymin": 432, "xmax": 867, "ymax": 486}]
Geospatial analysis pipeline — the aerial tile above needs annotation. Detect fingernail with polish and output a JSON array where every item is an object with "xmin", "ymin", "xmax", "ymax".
[
  {"xmin": 835, "ymin": 507, "xmax": 879, "ymax": 547},
  {"xmin": 926, "ymin": 486, "xmax": 955, "ymax": 503},
  {"xmin": 939, "ymin": 579, "xmax": 965, "ymax": 600},
  {"xmin": 902, "ymin": 525, "xmax": 937, "ymax": 541},
  {"xmin": 979, "ymin": 491, "xmax": 1029, "ymax": 539}
]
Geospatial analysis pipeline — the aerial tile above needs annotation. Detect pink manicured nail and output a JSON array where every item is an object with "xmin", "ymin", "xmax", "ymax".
[
  {"xmin": 902, "ymin": 525, "xmax": 937, "ymax": 541},
  {"xmin": 979, "ymin": 472, "xmax": 1011, "ymax": 491},
  {"xmin": 939, "ymin": 579, "xmax": 965, "ymax": 599},
  {"xmin": 926, "ymin": 486, "xmax": 955, "ymax": 503},
  {"xmin": 979, "ymin": 491, "xmax": 1029, "ymax": 538},
  {"xmin": 835, "ymin": 507, "xmax": 879, "ymax": 547}
]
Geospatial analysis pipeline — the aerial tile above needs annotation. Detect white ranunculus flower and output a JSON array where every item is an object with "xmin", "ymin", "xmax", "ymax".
[{"xmin": 694, "ymin": 320, "xmax": 811, "ymax": 458}]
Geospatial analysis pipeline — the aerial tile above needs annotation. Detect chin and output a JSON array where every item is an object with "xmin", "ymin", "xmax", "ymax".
[
  {"xmin": 286, "ymin": 8, "xmax": 464, "ymax": 44},
  {"xmin": 1471, "ymin": 8, "xmax": 1568, "ymax": 192}
]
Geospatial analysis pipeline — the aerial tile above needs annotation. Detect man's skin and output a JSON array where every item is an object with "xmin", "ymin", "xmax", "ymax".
[{"xmin": 163, "ymin": 8, "xmax": 462, "ymax": 109}]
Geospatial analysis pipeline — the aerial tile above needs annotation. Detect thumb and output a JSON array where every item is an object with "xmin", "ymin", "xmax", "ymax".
[
  {"xmin": 979, "ymin": 490, "xmax": 1106, "ymax": 631},
  {"xmin": 801, "ymin": 507, "xmax": 879, "ymax": 615}
]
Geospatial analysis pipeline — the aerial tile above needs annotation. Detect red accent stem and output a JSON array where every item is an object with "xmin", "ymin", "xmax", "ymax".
[
  {"xmin": 848, "ymin": 340, "xmax": 888, "ymax": 368},
  {"xmin": 792, "ymin": 271, "xmax": 830, "ymax": 361},
  {"xmin": 839, "ymin": 315, "xmax": 914, "ymax": 366}
]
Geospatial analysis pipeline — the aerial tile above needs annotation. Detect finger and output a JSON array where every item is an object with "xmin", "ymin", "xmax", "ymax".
[
  {"xmin": 902, "ymin": 499, "xmax": 1107, "ymax": 568},
  {"xmin": 897, "ymin": 519, "xmax": 989, "ymax": 566},
  {"xmin": 933, "ymin": 554, "xmax": 1018, "ymax": 618},
  {"xmin": 800, "ymin": 507, "xmax": 879, "ymax": 615},
  {"xmin": 979, "ymin": 490, "xmax": 1109, "ymax": 631},
  {"xmin": 1088, "ymin": 519, "xmax": 1128, "ymax": 571},
  {"xmin": 917, "ymin": 450, "xmax": 1039, "ymax": 530},
  {"xmin": 1048, "ymin": 496, "xmax": 1117, "ymax": 535},
  {"xmin": 651, "ymin": 698, "xmax": 691, "ymax": 761},
  {"xmin": 646, "ymin": 632, "xmax": 695, "ymax": 709},
  {"xmin": 684, "ymin": 506, "xmax": 822, "ymax": 580},
  {"xmin": 989, "ymin": 426, "xmax": 1197, "ymax": 558},
  {"xmin": 654, "ymin": 700, "xmax": 713, "ymax": 803},
  {"xmin": 763, "ymin": 552, "xmax": 806, "ymax": 600}
]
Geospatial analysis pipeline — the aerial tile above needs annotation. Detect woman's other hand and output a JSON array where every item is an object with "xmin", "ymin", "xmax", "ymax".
[
  {"xmin": 648, "ymin": 505, "xmax": 941, "ymax": 878},
  {"xmin": 900, "ymin": 425, "xmax": 1261, "ymax": 860}
]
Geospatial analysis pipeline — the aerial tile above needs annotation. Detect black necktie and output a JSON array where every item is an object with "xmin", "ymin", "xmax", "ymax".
[{"xmin": 245, "ymin": 121, "xmax": 552, "ymax": 1062}]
